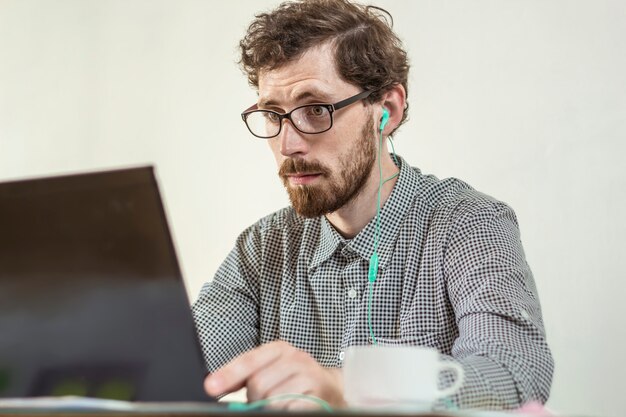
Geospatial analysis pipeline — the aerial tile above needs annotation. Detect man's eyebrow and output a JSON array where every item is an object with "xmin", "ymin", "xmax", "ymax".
[{"xmin": 260, "ymin": 90, "xmax": 333, "ymax": 108}]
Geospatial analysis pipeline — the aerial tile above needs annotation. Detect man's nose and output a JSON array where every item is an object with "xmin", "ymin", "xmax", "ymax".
[{"xmin": 279, "ymin": 121, "xmax": 310, "ymax": 157}]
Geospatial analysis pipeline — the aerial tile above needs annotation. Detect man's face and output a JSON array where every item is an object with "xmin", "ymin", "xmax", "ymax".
[{"xmin": 257, "ymin": 43, "xmax": 377, "ymax": 217}]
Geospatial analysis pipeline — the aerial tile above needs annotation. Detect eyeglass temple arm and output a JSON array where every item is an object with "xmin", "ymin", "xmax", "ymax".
[
  {"xmin": 241, "ymin": 103, "xmax": 259, "ymax": 119},
  {"xmin": 332, "ymin": 90, "xmax": 373, "ymax": 111}
]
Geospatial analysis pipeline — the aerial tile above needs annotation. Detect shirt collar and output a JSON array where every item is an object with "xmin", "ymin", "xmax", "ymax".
[
  {"xmin": 309, "ymin": 154, "xmax": 421, "ymax": 270},
  {"xmin": 310, "ymin": 215, "xmax": 344, "ymax": 269}
]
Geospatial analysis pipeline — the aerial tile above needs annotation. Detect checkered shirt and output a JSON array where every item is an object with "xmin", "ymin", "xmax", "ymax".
[{"xmin": 192, "ymin": 155, "xmax": 554, "ymax": 409}]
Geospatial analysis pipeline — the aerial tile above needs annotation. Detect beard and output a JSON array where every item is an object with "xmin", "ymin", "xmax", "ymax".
[{"xmin": 278, "ymin": 118, "xmax": 377, "ymax": 218}]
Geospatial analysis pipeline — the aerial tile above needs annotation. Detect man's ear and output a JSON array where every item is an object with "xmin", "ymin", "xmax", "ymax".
[{"xmin": 379, "ymin": 84, "xmax": 407, "ymax": 136}]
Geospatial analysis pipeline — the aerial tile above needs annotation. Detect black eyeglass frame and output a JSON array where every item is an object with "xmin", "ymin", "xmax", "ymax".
[{"xmin": 241, "ymin": 90, "xmax": 374, "ymax": 139}]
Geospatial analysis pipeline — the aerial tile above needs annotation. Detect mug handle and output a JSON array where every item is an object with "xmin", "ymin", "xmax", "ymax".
[{"xmin": 435, "ymin": 360, "xmax": 465, "ymax": 398}]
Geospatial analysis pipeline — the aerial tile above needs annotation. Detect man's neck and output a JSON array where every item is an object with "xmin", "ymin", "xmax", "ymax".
[{"xmin": 325, "ymin": 153, "xmax": 400, "ymax": 239}]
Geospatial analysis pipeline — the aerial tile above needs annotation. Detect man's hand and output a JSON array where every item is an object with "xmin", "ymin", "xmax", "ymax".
[{"xmin": 204, "ymin": 340, "xmax": 346, "ymax": 410}]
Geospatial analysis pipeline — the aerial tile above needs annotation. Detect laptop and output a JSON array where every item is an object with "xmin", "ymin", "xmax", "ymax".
[{"xmin": 0, "ymin": 166, "xmax": 213, "ymax": 403}]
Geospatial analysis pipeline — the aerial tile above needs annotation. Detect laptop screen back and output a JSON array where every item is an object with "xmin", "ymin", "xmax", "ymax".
[{"xmin": 0, "ymin": 167, "xmax": 211, "ymax": 402}]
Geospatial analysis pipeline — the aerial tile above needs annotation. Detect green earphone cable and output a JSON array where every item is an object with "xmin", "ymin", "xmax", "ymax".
[{"xmin": 367, "ymin": 129, "xmax": 399, "ymax": 345}]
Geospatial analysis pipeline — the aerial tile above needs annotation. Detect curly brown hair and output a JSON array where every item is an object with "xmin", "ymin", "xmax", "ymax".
[{"xmin": 239, "ymin": 0, "xmax": 410, "ymax": 131}]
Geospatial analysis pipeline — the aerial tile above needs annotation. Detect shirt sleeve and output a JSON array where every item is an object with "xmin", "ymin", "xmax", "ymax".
[
  {"xmin": 441, "ymin": 201, "xmax": 554, "ymax": 409},
  {"xmin": 191, "ymin": 223, "xmax": 262, "ymax": 373}
]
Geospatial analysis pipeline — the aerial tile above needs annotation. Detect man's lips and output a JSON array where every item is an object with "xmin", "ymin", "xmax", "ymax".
[{"xmin": 285, "ymin": 172, "xmax": 322, "ymax": 186}]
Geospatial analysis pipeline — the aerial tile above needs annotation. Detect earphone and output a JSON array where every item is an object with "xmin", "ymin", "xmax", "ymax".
[{"xmin": 379, "ymin": 107, "xmax": 389, "ymax": 132}]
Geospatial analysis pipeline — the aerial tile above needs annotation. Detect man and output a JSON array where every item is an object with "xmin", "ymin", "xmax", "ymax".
[{"xmin": 192, "ymin": 0, "xmax": 553, "ymax": 410}]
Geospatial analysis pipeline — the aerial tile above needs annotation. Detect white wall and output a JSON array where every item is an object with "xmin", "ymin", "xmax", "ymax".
[{"xmin": 1, "ymin": 1, "xmax": 624, "ymax": 415}]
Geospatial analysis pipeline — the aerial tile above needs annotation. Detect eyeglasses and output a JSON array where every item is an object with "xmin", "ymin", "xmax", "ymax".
[{"xmin": 241, "ymin": 90, "xmax": 373, "ymax": 139}]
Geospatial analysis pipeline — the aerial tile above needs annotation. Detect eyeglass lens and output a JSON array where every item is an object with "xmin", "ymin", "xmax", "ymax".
[{"xmin": 245, "ymin": 105, "xmax": 332, "ymax": 138}]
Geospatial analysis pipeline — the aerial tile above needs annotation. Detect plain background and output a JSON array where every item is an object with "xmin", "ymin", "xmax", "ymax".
[{"xmin": 1, "ymin": 0, "xmax": 624, "ymax": 415}]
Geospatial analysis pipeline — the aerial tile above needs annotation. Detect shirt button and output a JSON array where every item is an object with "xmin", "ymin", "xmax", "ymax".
[
  {"xmin": 520, "ymin": 309, "xmax": 530, "ymax": 320},
  {"xmin": 338, "ymin": 351, "xmax": 345, "ymax": 361},
  {"xmin": 347, "ymin": 288, "xmax": 357, "ymax": 299}
]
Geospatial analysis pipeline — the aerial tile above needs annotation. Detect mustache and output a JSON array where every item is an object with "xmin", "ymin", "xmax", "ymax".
[{"xmin": 278, "ymin": 158, "xmax": 329, "ymax": 177}]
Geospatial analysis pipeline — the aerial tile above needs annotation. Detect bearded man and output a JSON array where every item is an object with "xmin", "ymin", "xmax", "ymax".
[{"xmin": 192, "ymin": 0, "xmax": 553, "ymax": 410}]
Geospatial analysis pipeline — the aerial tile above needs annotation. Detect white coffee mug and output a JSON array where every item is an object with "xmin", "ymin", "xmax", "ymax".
[{"xmin": 343, "ymin": 345, "xmax": 464, "ymax": 409}]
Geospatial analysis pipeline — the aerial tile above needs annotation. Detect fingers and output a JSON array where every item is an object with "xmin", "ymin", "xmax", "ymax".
[
  {"xmin": 247, "ymin": 355, "xmax": 343, "ymax": 410},
  {"xmin": 246, "ymin": 350, "xmax": 301, "ymax": 401},
  {"xmin": 204, "ymin": 341, "xmax": 345, "ymax": 411},
  {"xmin": 246, "ymin": 345, "xmax": 320, "ymax": 401},
  {"xmin": 204, "ymin": 377, "xmax": 246, "ymax": 398},
  {"xmin": 204, "ymin": 341, "xmax": 289, "ymax": 396}
]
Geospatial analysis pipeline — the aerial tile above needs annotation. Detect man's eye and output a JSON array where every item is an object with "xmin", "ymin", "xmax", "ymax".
[
  {"xmin": 306, "ymin": 106, "xmax": 327, "ymax": 117},
  {"xmin": 264, "ymin": 112, "xmax": 280, "ymax": 123}
]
